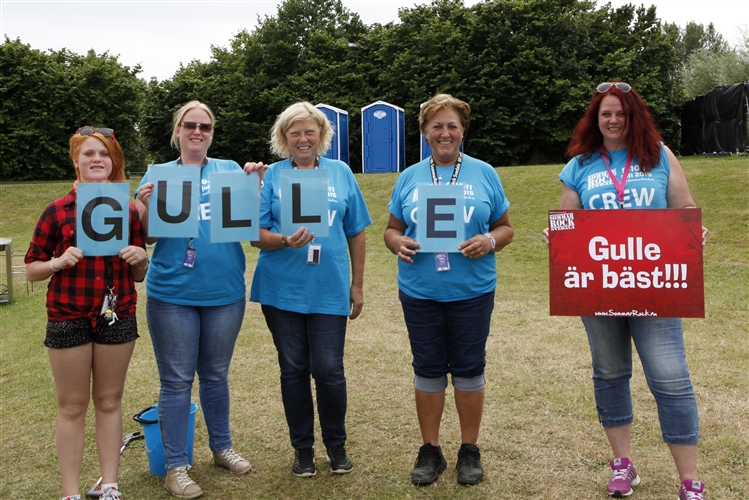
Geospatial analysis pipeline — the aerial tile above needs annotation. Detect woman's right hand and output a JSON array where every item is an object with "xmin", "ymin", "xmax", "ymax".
[
  {"xmin": 542, "ymin": 228, "xmax": 550, "ymax": 246},
  {"xmin": 244, "ymin": 162, "xmax": 269, "ymax": 183},
  {"xmin": 54, "ymin": 246, "xmax": 84, "ymax": 271},
  {"xmin": 135, "ymin": 182, "xmax": 154, "ymax": 207},
  {"xmin": 283, "ymin": 226, "xmax": 315, "ymax": 249},
  {"xmin": 394, "ymin": 235, "xmax": 420, "ymax": 263}
]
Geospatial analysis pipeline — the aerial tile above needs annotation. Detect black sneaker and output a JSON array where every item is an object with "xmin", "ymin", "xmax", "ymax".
[
  {"xmin": 456, "ymin": 443, "xmax": 483, "ymax": 485},
  {"xmin": 411, "ymin": 443, "xmax": 447, "ymax": 485},
  {"xmin": 292, "ymin": 447, "xmax": 316, "ymax": 477},
  {"xmin": 326, "ymin": 444, "xmax": 353, "ymax": 474}
]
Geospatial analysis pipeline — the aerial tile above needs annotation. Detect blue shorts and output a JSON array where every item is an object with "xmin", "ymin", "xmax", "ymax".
[{"xmin": 399, "ymin": 289, "xmax": 494, "ymax": 382}]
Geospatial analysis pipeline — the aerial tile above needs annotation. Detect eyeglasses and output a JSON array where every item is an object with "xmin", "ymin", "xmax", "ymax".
[
  {"xmin": 181, "ymin": 121, "xmax": 213, "ymax": 133},
  {"xmin": 78, "ymin": 127, "xmax": 115, "ymax": 140},
  {"xmin": 597, "ymin": 82, "xmax": 631, "ymax": 93}
]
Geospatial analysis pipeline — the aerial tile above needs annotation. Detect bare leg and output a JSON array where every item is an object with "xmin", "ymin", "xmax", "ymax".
[
  {"xmin": 48, "ymin": 344, "xmax": 94, "ymax": 497},
  {"xmin": 454, "ymin": 388, "xmax": 484, "ymax": 445},
  {"xmin": 669, "ymin": 444, "xmax": 699, "ymax": 481},
  {"xmin": 415, "ymin": 389, "xmax": 445, "ymax": 445},
  {"xmin": 92, "ymin": 341, "xmax": 135, "ymax": 484},
  {"xmin": 604, "ymin": 424, "xmax": 632, "ymax": 458}
]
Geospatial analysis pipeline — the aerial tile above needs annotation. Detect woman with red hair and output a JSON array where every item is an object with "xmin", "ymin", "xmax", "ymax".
[
  {"xmin": 547, "ymin": 82, "xmax": 709, "ymax": 500},
  {"xmin": 26, "ymin": 127, "xmax": 149, "ymax": 500}
]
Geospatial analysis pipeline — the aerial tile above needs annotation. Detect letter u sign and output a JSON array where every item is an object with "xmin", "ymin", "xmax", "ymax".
[{"xmin": 147, "ymin": 166, "xmax": 200, "ymax": 238}]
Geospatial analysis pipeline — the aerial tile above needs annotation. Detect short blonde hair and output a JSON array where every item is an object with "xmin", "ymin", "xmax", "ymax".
[
  {"xmin": 69, "ymin": 131, "xmax": 126, "ymax": 182},
  {"xmin": 170, "ymin": 100, "xmax": 216, "ymax": 150},
  {"xmin": 419, "ymin": 94, "xmax": 471, "ymax": 134},
  {"xmin": 269, "ymin": 102, "xmax": 334, "ymax": 158}
]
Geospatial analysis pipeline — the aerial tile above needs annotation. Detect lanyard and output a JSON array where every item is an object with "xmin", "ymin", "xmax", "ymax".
[
  {"xmin": 430, "ymin": 152, "xmax": 463, "ymax": 185},
  {"xmin": 291, "ymin": 155, "xmax": 320, "ymax": 169},
  {"xmin": 177, "ymin": 157, "xmax": 207, "ymax": 252},
  {"xmin": 601, "ymin": 151, "xmax": 632, "ymax": 208},
  {"xmin": 177, "ymin": 156, "xmax": 209, "ymax": 167}
]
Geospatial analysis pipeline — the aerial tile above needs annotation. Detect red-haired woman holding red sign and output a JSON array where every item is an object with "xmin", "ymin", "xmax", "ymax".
[
  {"xmin": 546, "ymin": 82, "xmax": 709, "ymax": 500},
  {"xmin": 25, "ymin": 128, "xmax": 148, "ymax": 500}
]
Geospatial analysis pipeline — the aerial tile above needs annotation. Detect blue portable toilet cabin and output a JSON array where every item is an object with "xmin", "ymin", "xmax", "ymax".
[
  {"xmin": 315, "ymin": 103, "xmax": 349, "ymax": 166},
  {"xmin": 361, "ymin": 101, "xmax": 405, "ymax": 173},
  {"xmin": 419, "ymin": 102, "xmax": 464, "ymax": 161}
]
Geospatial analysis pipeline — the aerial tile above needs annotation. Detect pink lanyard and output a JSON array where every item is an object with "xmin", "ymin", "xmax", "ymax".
[{"xmin": 601, "ymin": 151, "xmax": 632, "ymax": 208}]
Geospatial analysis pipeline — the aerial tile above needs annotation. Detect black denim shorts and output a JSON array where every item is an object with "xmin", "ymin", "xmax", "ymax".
[{"xmin": 44, "ymin": 315, "xmax": 139, "ymax": 349}]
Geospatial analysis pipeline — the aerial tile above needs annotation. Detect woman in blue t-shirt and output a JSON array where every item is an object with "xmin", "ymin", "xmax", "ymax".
[
  {"xmin": 384, "ymin": 94, "xmax": 514, "ymax": 486},
  {"xmin": 250, "ymin": 102, "xmax": 371, "ymax": 479},
  {"xmin": 134, "ymin": 101, "xmax": 264, "ymax": 499},
  {"xmin": 546, "ymin": 82, "xmax": 709, "ymax": 500}
]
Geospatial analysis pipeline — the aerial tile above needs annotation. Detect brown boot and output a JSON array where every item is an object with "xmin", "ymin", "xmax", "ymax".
[{"xmin": 165, "ymin": 466, "xmax": 203, "ymax": 499}]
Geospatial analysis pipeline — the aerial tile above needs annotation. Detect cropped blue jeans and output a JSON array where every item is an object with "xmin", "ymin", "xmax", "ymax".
[
  {"xmin": 147, "ymin": 297, "xmax": 245, "ymax": 469},
  {"xmin": 262, "ymin": 305, "xmax": 348, "ymax": 450},
  {"xmin": 582, "ymin": 316, "xmax": 699, "ymax": 445}
]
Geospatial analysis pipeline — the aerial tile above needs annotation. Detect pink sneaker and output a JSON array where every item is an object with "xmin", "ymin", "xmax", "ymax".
[
  {"xmin": 679, "ymin": 480, "xmax": 706, "ymax": 500},
  {"xmin": 607, "ymin": 457, "xmax": 641, "ymax": 497}
]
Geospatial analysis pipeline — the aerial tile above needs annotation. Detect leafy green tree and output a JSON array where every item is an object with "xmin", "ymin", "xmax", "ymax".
[
  {"xmin": 679, "ymin": 25, "xmax": 749, "ymax": 98},
  {"xmin": 1, "ymin": 37, "xmax": 145, "ymax": 181},
  {"xmin": 141, "ymin": 0, "xmax": 368, "ymax": 168},
  {"xmin": 683, "ymin": 48, "xmax": 749, "ymax": 97}
]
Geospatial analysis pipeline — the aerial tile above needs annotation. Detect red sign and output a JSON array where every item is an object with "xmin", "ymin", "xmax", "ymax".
[{"xmin": 548, "ymin": 209, "xmax": 704, "ymax": 318}]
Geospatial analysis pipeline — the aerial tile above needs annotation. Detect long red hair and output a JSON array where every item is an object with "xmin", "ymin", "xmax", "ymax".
[
  {"xmin": 567, "ymin": 84, "xmax": 663, "ymax": 172},
  {"xmin": 69, "ymin": 131, "xmax": 126, "ymax": 181}
]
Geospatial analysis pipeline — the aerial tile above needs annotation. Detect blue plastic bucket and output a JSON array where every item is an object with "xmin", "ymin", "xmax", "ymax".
[{"xmin": 133, "ymin": 403, "xmax": 198, "ymax": 476}]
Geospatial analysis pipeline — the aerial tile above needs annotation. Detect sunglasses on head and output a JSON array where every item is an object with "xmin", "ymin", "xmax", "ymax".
[
  {"xmin": 78, "ymin": 127, "xmax": 115, "ymax": 139},
  {"xmin": 597, "ymin": 82, "xmax": 632, "ymax": 93},
  {"xmin": 181, "ymin": 121, "xmax": 213, "ymax": 133}
]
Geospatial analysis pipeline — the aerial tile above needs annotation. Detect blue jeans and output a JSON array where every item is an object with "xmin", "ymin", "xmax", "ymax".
[
  {"xmin": 261, "ymin": 305, "xmax": 348, "ymax": 450},
  {"xmin": 146, "ymin": 297, "xmax": 245, "ymax": 468},
  {"xmin": 582, "ymin": 316, "xmax": 700, "ymax": 445}
]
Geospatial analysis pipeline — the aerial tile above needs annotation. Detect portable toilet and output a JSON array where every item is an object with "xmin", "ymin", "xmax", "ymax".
[
  {"xmin": 420, "ymin": 101, "xmax": 464, "ymax": 160},
  {"xmin": 361, "ymin": 101, "xmax": 405, "ymax": 173},
  {"xmin": 316, "ymin": 103, "xmax": 349, "ymax": 166}
]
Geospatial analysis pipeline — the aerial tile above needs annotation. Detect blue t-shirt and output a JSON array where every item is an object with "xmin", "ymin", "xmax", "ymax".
[
  {"xmin": 137, "ymin": 158, "xmax": 247, "ymax": 306},
  {"xmin": 559, "ymin": 145, "xmax": 670, "ymax": 210},
  {"xmin": 387, "ymin": 154, "xmax": 510, "ymax": 302},
  {"xmin": 250, "ymin": 157, "xmax": 372, "ymax": 316}
]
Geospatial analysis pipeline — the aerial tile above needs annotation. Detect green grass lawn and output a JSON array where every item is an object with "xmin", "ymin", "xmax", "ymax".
[{"xmin": 1, "ymin": 155, "xmax": 747, "ymax": 499}]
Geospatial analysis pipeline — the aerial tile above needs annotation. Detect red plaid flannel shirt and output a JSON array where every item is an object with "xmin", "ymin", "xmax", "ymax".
[{"xmin": 25, "ymin": 188, "xmax": 145, "ymax": 326}]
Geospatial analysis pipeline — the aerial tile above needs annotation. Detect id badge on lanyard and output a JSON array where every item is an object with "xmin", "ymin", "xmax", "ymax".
[
  {"xmin": 431, "ymin": 153, "xmax": 463, "ymax": 271},
  {"xmin": 184, "ymin": 238, "xmax": 197, "ymax": 268}
]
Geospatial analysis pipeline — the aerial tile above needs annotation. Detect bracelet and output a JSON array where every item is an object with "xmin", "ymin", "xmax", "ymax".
[
  {"xmin": 49, "ymin": 258, "xmax": 59, "ymax": 273},
  {"xmin": 483, "ymin": 232, "xmax": 496, "ymax": 250},
  {"xmin": 135, "ymin": 259, "xmax": 149, "ymax": 270},
  {"xmin": 281, "ymin": 236, "xmax": 290, "ymax": 247}
]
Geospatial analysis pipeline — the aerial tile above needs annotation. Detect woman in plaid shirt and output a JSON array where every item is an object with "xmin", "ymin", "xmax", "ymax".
[{"xmin": 25, "ymin": 128, "xmax": 149, "ymax": 500}]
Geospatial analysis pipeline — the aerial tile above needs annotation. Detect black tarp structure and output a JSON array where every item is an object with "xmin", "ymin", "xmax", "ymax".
[{"xmin": 681, "ymin": 82, "xmax": 749, "ymax": 155}]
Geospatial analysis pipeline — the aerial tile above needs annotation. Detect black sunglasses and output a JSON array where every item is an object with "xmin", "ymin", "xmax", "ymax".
[
  {"xmin": 78, "ymin": 126, "xmax": 115, "ymax": 139},
  {"xmin": 181, "ymin": 121, "xmax": 213, "ymax": 133},
  {"xmin": 597, "ymin": 82, "xmax": 631, "ymax": 93}
]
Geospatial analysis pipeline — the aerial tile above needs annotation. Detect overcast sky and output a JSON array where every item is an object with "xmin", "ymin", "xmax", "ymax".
[{"xmin": 2, "ymin": 0, "xmax": 747, "ymax": 82}]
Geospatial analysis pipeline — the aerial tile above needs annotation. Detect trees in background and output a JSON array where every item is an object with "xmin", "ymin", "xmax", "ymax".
[
  {"xmin": 666, "ymin": 21, "xmax": 749, "ymax": 99},
  {"xmin": 2, "ymin": 0, "xmax": 745, "ymax": 179},
  {"xmin": 0, "ymin": 38, "xmax": 145, "ymax": 180}
]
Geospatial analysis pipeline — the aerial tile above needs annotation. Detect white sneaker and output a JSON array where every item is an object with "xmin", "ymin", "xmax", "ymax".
[{"xmin": 99, "ymin": 486, "xmax": 122, "ymax": 500}]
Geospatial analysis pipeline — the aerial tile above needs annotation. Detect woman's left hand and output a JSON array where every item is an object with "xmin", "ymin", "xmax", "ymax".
[
  {"xmin": 459, "ymin": 234, "xmax": 493, "ymax": 259},
  {"xmin": 701, "ymin": 225, "xmax": 709, "ymax": 247},
  {"xmin": 349, "ymin": 285, "xmax": 363, "ymax": 320},
  {"xmin": 120, "ymin": 245, "xmax": 148, "ymax": 267},
  {"xmin": 244, "ymin": 162, "xmax": 269, "ymax": 184}
]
